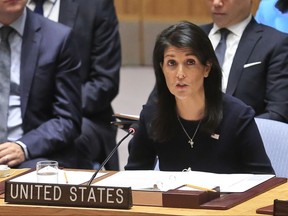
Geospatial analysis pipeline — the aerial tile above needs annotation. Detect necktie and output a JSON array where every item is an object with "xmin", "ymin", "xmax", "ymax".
[
  {"xmin": 215, "ymin": 28, "xmax": 230, "ymax": 67},
  {"xmin": 0, "ymin": 26, "xmax": 13, "ymax": 143},
  {"xmin": 34, "ymin": 0, "xmax": 46, "ymax": 15}
]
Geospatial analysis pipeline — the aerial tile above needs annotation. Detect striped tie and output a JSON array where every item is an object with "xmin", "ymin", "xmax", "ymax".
[
  {"xmin": 215, "ymin": 28, "xmax": 230, "ymax": 67},
  {"xmin": 0, "ymin": 26, "xmax": 13, "ymax": 143}
]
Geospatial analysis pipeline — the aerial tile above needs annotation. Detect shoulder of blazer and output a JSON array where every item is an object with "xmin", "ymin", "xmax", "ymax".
[
  {"xmin": 243, "ymin": 17, "xmax": 288, "ymax": 42},
  {"xmin": 200, "ymin": 23, "xmax": 213, "ymax": 35}
]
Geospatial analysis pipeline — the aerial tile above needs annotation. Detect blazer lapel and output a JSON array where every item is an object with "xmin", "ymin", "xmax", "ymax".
[
  {"xmin": 20, "ymin": 9, "xmax": 42, "ymax": 117},
  {"xmin": 58, "ymin": 0, "xmax": 79, "ymax": 28},
  {"xmin": 226, "ymin": 18, "xmax": 263, "ymax": 94},
  {"xmin": 200, "ymin": 23, "xmax": 213, "ymax": 35}
]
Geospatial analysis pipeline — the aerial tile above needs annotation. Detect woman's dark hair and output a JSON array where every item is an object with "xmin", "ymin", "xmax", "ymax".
[
  {"xmin": 151, "ymin": 21, "xmax": 223, "ymax": 142},
  {"xmin": 275, "ymin": 0, "xmax": 288, "ymax": 13}
]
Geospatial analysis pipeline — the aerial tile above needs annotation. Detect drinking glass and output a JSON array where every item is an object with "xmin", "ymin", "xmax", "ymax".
[{"xmin": 36, "ymin": 160, "xmax": 58, "ymax": 183}]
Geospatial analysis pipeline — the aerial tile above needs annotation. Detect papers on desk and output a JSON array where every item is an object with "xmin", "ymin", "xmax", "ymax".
[
  {"xmin": 10, "ymin": 170, "xmax": 107, "ymax": 185},
  {"xmin": 93, "ymin": 170, "xmax": 274, "ymax": 193}
]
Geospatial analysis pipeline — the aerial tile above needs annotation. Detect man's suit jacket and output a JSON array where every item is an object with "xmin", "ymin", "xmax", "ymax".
[
  {"xmin": 201, "ymin": 17, "xmax": 288, "ymax": 122},
  {"xmin": 58, "ymin": 0, "xmax": 121, "ymax": 169},
  {"xmin": 19, "ymin": 9, "xmax": 82, "ymax": 168}
]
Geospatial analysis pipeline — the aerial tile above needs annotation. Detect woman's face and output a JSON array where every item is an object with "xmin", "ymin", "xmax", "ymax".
[{"xmin": 162, "ymin": 46, "xmax": 211, "ymax": 100}]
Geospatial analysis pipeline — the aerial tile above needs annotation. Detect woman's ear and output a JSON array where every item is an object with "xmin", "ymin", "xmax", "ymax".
[{"xmin": 204, "ymin": 62, "xmax": 212, "ymax": 78}]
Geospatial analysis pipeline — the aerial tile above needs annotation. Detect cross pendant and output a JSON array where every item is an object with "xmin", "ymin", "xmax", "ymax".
[{"xmin": 188, "ymin": 139, "xmax": 194, "ymax": 148}]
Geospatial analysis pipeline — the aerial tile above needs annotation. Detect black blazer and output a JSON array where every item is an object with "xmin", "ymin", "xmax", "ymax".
[
  {"xmin": 19, "ymin": 9, "xmax": 82, "ymax": 167},
  {"xmin": 58, "ymin": 0, "xmax": 121, "ymax": 169},
  {"xmin": 58, "ymin": 0, "xmax": 120, "ymax": 120},
  {"xmin": 126, "ymin": 94, "xmax": 274, "ymax": 174},
  {"xmin": 201, "ymin": 17, "xmax": 288, "ymax": 122}
]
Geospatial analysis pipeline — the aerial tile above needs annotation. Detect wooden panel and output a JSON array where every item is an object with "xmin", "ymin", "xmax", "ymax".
[
  {"xmin": 115, "ymin": 0, "xmax": 142, "ymax": 20},
  {"xmin": 115, "ymin": 0, "xmax": 261, "ymax": 23}
]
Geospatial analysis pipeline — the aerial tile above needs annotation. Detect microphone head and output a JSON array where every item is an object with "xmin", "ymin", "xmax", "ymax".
[{"xmin": 128, "ymin": 123, "xmax": 139, "ymax": 134}]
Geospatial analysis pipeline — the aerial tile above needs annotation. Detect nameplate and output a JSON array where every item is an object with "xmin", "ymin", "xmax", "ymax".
[
  {"xmin": 5, "ymin": 181, "xmax": 132, "ymax": 209},
  {"xmin": 162, "ymin": 186, "xmax": 220, "ymax": 208}
]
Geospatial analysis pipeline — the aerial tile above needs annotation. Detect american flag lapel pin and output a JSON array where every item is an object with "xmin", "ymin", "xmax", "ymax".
[{"xmin": 211, "ymin": 133, "xmax": 220, "ymax": 140}]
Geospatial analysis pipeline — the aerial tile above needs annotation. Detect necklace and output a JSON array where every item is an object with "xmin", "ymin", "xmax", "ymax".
[{"xmin": 177, "ymin": 115, "xmax": 201, "ymax": 148}]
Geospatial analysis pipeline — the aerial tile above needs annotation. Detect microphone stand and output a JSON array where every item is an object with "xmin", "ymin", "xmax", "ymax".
[{"xmin": 87, "ymin": 127, "xmax": 136, "ymax": 186}]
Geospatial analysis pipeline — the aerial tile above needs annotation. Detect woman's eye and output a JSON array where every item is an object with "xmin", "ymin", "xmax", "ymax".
[
  {"xmin": 187, "ymin": 59, "xmax": 196, "ymax": 65},
  {"xmin": 167, "ymin": 60, "xmax": 176, "ymax": 66}
]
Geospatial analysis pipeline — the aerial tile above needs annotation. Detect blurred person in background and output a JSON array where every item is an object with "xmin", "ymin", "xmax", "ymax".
[
  {"xmin": 201, "ymin": 0, "xmax": 288, "ymax": 123},
  {"xmin": 0, "ymin": 0, "xmax": 82, "ymax": 168},
  {"xmin": 27, "ymin": 0, "xmax": 121, "ymax": 170}
]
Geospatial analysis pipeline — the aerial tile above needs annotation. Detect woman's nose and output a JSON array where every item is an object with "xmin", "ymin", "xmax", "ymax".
[
  {"xmin": 176, "ymin": 65, "xmax": 186, "ymax": 79},
  {"xmin": 213, "ymin": 0, "xmax": 223, "ymax": 7}
]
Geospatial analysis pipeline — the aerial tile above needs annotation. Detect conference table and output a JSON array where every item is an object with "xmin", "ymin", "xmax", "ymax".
[{"xmin": 0, "ymin": 169, "xmax": 287, "ymax": 216}]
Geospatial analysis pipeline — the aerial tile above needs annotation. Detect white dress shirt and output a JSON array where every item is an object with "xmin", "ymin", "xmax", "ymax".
[
  {"xmin": 27, "ymin": 0, "xmax": 60, "ymax": 22},
  {"xmin": 208, "ymin": 15, "xmax": 252, "ymax": 92}
]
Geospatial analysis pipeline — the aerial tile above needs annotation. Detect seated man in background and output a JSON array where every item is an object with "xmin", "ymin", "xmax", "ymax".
[
  {"xmin": 0, "ymin": 0, "xmax": 82, "ymax": 168},
  {"xmin": 201, "ymin": 0, "xmax": 288, "ymax": 123},
  {"xmin": 27, "ymin": 0, "xmax": 121, "ymax": 170}
]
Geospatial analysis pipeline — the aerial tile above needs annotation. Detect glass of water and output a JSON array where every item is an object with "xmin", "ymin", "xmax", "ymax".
[{"xmin": 36, "ymin": 160, "xmax": 59, "ymax": 184}]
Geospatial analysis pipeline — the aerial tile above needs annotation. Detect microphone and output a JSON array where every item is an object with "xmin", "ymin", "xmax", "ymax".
[{"xmin": 87, "ymin": 123, "xmax": 139, "ymax": 186}]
